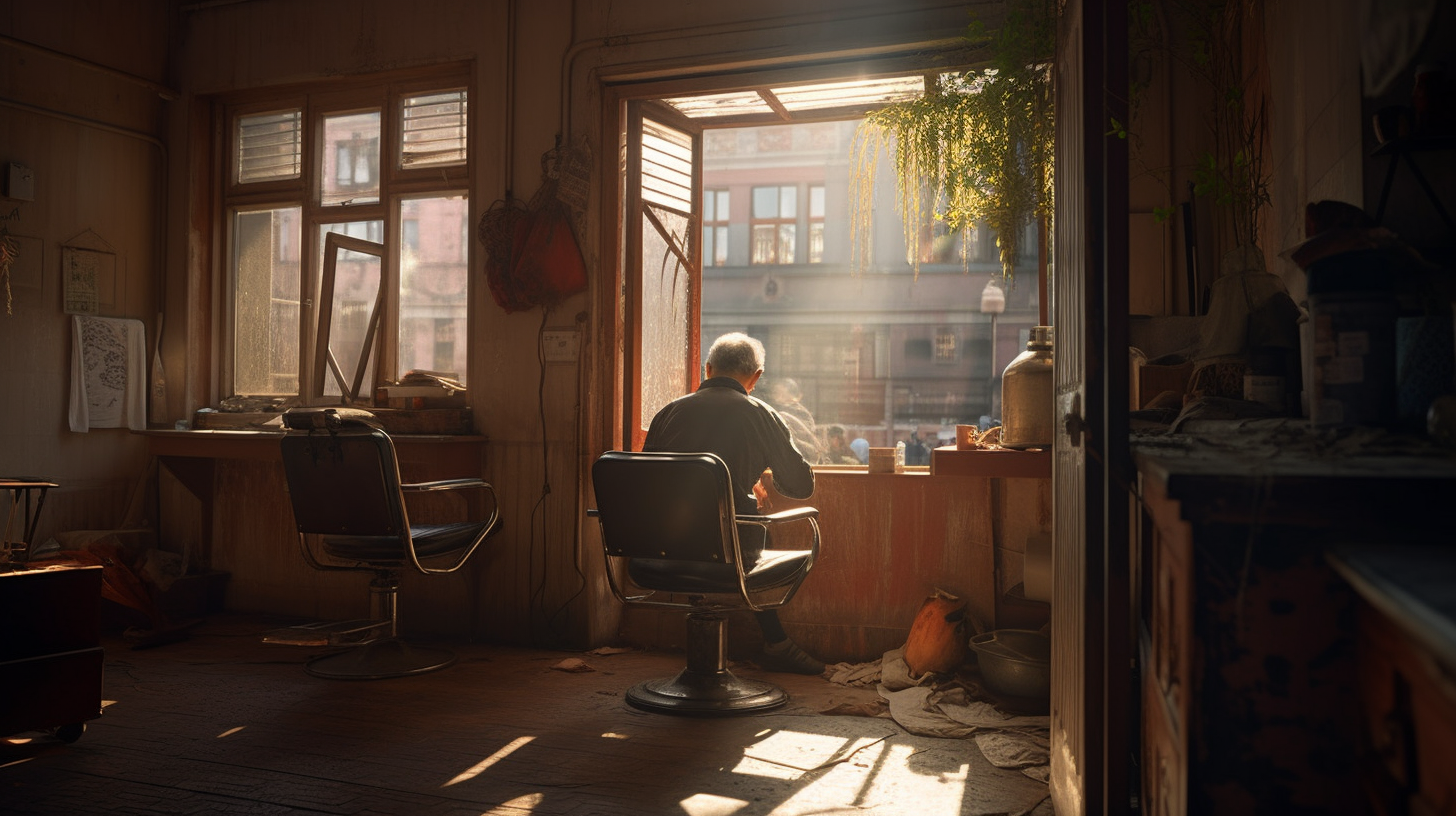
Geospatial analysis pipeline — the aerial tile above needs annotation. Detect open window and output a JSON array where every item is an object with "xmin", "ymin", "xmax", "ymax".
[
  {"xmin": 312, "ymin": 232, "xmax": 386, "ymax": 405},
  {"xmin": 615, "ymin": 70, "xmax": 1044, "ymax": 460},
  {"xmin": 623, "ymin": 102, "xmax": 703, "ymax": 450},
  {"xmin": 220, "ymin": 67, "xmax": 470, "ymax": 404}
]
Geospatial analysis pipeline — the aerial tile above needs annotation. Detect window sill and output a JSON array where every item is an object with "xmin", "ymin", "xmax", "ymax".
[
  {"xmin": 928, "ymin": 445, "xmax": 1051, "ymax": 479},
  {"xmin": 190, "ymin": 406, "xmax": 474, "ymax": 436},
  {"xmin": 136, "ymin": 428, "xmax": 486, "ymax": 463}
]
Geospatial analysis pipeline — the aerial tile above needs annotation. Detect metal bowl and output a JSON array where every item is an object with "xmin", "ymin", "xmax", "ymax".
[{"xmin": 969, "ymin": 629, "xmax": 1050, "ymax": 699}]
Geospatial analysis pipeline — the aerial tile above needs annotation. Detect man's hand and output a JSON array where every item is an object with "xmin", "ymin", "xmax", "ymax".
[{"xmin": 754, "ymin": 471, "xmax": 773, "ymax": 511}]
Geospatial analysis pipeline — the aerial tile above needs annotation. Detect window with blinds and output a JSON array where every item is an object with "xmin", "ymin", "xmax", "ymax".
[
  {"xmin": 400, "ymin": 90, "xmax": 468, "ymax": 169},
  {"xmin": 640, "ymin": 118, "xmax": 694, "ymax": 214},
  {"xmin": 237, "ymin": 110, "xmax": 302, "ymax": 184}
]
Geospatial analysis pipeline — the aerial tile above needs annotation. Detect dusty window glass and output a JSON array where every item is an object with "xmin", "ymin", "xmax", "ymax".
[
  {"xmin": 398, "ymin": 195, "xmax": 469, "ymax": 378},
  {"xmin": 231, "ymin": 206, "xmax": 302, "ymax": 395}
]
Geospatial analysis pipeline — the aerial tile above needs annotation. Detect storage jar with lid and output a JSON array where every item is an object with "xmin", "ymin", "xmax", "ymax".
[{"xmin": 1001, "ymin": 326, "xmax": 1054, "ymax": 449}]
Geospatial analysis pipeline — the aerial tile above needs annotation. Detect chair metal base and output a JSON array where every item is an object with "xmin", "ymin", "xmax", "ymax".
[
  {"xmin": 626, "ymin": 666, "xmax": 788, "ymax": 716},
  {"xmin": 304, "ymin": 638, "xmax": 457, "ymax": 680},
  {"xmin": 624, "ymin": 612, "xmax": 788, "ymax": 715}
]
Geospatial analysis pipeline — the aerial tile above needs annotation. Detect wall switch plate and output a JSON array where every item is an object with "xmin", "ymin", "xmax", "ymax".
[
  {"xmin": 542, "ymin": 329, "xmax": 578, "ymax": 362},
  {"xmin": 7, "ymin": 163, "xmax": 35, "ymax": 201}
]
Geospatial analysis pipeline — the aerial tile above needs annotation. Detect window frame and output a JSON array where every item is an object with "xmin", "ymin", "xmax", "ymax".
[
  {"xmin": 601, "ymin": 54, "xmax": 994, "ymax": 454},
  {"xmin": 216, "ymin": 65, "xmax": 472, "ymax": 402},
  {"xmin": 750, "ymin": 184, "xmax": 797, "ymax": 265}
]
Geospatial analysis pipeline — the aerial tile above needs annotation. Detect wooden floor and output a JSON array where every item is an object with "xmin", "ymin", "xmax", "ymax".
[{"xmin": 2, "ymin": 615, "xmax": 1052, "ymax": 815}]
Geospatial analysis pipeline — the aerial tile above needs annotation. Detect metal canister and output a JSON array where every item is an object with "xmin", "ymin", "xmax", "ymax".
[{"xmin": 1001, "ymin": 326, "xmax": 1054, "ymax": 449}]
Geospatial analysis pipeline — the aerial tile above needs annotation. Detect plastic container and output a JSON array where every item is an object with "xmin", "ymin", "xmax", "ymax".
[{"xmin": 1001, "ymin": 326, "xmax": 1054, "ymax": 449}]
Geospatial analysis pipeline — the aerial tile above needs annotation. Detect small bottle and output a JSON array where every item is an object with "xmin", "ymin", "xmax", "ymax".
[
  {"xmin": 1001, "ymin": 327, "xmax": 1055, "ymax": 449},
  {"xmin": 894, "ymin": 441, "xmax": 906, "ymax": 473}
]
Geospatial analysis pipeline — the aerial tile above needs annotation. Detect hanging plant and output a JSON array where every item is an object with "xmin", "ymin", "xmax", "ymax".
[{"xmin": 851, "ymin": 0, "xmax": 1055, "ymax": 281}]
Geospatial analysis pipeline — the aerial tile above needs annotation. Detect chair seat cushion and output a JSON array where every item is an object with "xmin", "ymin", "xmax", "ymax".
[
  {"xmin": 626, "ymin": 548, "xmax": 813, "ymax": 595},
  {"xmin": 322, "ymin": 522, "xmax": 491, "ymax": 564}
]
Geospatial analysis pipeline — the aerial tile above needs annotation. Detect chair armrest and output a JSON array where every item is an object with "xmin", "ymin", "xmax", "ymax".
[
  {"xmin": 402, "ymin": 478, "xmax": 489, "ymax": 493},
  {"xmin": 736, "ymin": 507, "xmax": 818, "ymax": 525}
]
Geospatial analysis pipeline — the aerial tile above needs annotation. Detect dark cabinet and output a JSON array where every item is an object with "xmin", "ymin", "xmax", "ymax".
[
  {"xmin": 1, "ymin": 565, "xmax": 104, "ymax": 742},
  {"xmin": 1134, "ymin": 424, "xmax": 1456, "ymax": 815}
]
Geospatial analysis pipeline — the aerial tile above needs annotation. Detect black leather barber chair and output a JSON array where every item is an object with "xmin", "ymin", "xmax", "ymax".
[
  {"xmin": 275, "ymin": 407, "xmax": 501, "ymax": 679},
  {"xmin": 588, "ymin": 450, "xmax": 820, "ymax": 715}
]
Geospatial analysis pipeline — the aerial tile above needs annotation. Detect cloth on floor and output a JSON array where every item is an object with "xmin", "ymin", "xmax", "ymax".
[{"xmin": 828, "ymin": 647, "xmax": 1051, "ymax": 780}]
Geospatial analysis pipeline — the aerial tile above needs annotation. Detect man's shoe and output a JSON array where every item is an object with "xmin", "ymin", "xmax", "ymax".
[{"xmin": 760, "ymin": 639, "xmax": 825, "ymax": 675}]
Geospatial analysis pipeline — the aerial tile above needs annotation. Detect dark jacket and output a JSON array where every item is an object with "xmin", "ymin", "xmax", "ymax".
[{"xmin": 643, "ymin": 377, "xmax": 815, "ymax": 509}]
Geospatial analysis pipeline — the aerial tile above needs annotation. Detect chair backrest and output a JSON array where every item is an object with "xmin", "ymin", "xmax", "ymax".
[
  {"xmin": 591, "ymin": 451, "xmax": 741, "ymax": 565},
  {"xmin": 280, "ymin": 415, "xmax": 408, "ymax": 539}
]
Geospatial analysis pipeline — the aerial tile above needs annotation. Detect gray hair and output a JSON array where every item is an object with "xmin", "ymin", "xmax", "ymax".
[{"xmin": 706, "ymin": 332, "xmax": 765, "ymax": 378}]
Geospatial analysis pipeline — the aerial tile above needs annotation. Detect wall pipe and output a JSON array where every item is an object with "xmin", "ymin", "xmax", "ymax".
[{"xmin": 0, "ymin": 34, "xmax": 179, "ymax": 100}]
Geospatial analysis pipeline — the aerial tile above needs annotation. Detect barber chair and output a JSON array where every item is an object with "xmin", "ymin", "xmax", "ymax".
[
  {"xmin": 275, "ymin": 407, "xmax": 501, "ymax": 679},
  {"xmin": 588, "ymin": 450, "xmax": 820, "ymax": 715}
]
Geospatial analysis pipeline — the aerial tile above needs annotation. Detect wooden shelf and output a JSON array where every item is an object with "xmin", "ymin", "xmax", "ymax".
[{"xmin": 929, "ymin": 446, "xmax": 1051, "ymax": 479}]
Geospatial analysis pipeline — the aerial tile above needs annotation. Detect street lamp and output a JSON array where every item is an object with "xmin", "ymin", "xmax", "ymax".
[{"xmin": 980, "ymin": 277, "xmax": 1006, "ymax": 421}]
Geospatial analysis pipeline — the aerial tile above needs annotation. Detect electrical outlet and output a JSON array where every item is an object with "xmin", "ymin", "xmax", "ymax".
[{"xmin": 542, "ymin": 329, "xmax": 578, "ymax": 362}]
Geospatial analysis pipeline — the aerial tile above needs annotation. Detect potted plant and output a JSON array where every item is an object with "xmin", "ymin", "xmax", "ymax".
[{"xmin": 849, "ymin": 0, "xmax": 1056, "ymax": 283}]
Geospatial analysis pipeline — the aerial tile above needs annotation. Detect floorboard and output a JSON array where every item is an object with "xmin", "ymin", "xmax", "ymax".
[{"xmin": 3, "ymin": 615, "xmax": 1052, "ymax": 815}]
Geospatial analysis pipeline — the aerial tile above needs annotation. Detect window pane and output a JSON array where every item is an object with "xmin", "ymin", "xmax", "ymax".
[
  {"xmin": 399, "ymin": 196, "xmax": 468, "ymax": 383},
  {"xmin": 711, "ymin": 226, "xmax": 728, "ymax": 265},
  {"xmin": 321, "ymin": 111, "xmax": 381, "ymax": 206},
  {"xmin": 810, "ymin": 186, "xmax": 825, "ymax": 218},
  {"xmin": 778, "ymin": 186, "xmax": 796, "ymax": 218},
  {"xmin": 400, "ymin": 90, "xmax": 468, "ymax": 169},
  {"xmin": 232, "ymin": 207, "xmax": 301, "ymax": 395},
  {"xmin": 317, "ymin": 222, "xmax": 383, "ymax": 397},
  {"xmin": 641, "ymin": 205, "xmax": 692, "ymax": 421},
  {"xmin": 752, "ymin": 187, "xmax": 778, "ymax": 219},
  {"xmin": 237, "ymin": 110, "xmax": 301, "ymax": 184},
  {"xmin": 777, "ymin": 224, "xmax": 795, "ymax": 262},
  {"xmin": 751, "ymin": 224, "xmax": 776, "ymax": 264}
]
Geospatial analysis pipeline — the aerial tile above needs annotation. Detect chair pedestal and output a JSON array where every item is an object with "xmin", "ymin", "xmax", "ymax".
[
  {"xmin": 625, "ymin": 612, "xmax": 787, "ymax": 716},
  {"xmin": 297, "ymin": 572, "xmax": 455, "ymax": 680}
]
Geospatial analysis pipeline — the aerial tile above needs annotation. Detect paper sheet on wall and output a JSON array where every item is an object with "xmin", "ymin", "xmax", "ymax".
[{"xmin": 69, "ymin": 315, "xmax": 146, "ymax": 432}]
